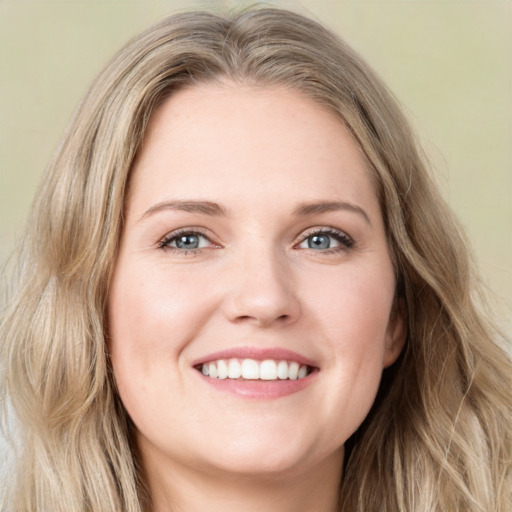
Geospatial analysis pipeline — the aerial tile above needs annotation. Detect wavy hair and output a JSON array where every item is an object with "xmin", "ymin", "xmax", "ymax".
[{"xmin": 1, "ymin": 7, "xmax": 510, "ymax": 511}]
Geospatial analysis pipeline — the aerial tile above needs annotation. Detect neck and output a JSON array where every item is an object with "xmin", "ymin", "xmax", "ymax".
[{"xmin": 141, "ymin": 447, "xmax": 343, "ymax": 512}]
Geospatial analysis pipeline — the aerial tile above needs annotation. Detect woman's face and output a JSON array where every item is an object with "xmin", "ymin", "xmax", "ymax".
[{"xmin": 108, "ymin": 84, "xmax": 405, "ymax": 481}]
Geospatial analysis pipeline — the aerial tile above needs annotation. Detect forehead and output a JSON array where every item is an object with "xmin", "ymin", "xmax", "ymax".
[{"xmin": 127, "ymin": 83, "xmax": 379, "ymax": 218}]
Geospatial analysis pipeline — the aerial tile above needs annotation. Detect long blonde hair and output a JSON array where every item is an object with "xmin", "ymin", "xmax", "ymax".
[{"xmin": 1, "ymin": 7, "xmax": 510, "ymax": 511}]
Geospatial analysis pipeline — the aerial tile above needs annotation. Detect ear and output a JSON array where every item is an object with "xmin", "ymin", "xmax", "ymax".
[{"xmin": 383, "ymin": 298, "xmax": 407, "ymax": 368}]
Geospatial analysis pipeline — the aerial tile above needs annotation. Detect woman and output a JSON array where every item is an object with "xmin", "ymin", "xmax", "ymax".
[{"xmin": 1, "ymin": 7, "xmax": 510, "ymax": 512}]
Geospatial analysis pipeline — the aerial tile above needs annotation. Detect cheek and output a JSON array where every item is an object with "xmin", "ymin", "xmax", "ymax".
[
  {"xmin": 107, "ymin": 261, "xmax": 211, "ymax": 411},
  {"xmin": 109, "ymin": 261, "xmax": 209, "ymax": 353},
  {"xmin": 308, "ymin": 260, "xmax": 395, "ymax": 345},
  {"xmin": 304, "ymin": 261, "xmax": 395, "ymax": 422}
]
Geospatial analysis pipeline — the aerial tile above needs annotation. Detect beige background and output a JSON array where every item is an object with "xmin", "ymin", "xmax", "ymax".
[{"xmin": 0, "ymin": 0, "xmax": 510, "ymax": 335}]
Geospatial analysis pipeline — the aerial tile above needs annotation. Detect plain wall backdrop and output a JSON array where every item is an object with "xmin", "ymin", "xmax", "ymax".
[{"xmin": 0, "ymin": 0, "xmax": 510, "ymax": 325}]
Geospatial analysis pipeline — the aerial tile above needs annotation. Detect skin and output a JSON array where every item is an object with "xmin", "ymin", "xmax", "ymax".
[{"xmin": 108, "ymin": 83, "xmax": 406, "ymax": 512}]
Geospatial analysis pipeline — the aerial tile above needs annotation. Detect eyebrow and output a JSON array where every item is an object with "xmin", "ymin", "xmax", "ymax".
[
  {"xmin": 139, "ymin": 200, "xmax": 228, "ymax": 222},
  {"xmin": 293, "ymin": 201, "xmax": 372, "ymax": 226},
  {"xmin": 138, "ymin": 199, "xmax": 371, "ymax": 226}
]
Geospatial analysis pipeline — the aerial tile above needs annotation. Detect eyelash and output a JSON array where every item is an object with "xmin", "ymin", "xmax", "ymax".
[
  {"xmin": 158, "ymin": 227, "xmax": 354, "ymax": 255},
  {"xmin": 299, "ymin": 228, "xmax": 354, "ymax": 253},
  {"xmin": 158, "ymin": 228, "xmax": 213, "ymax": 255}
]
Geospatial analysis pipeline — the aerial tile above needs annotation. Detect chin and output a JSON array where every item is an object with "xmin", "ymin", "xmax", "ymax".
[
  {"xmin": 204, "ymin": 452, "xmax": 310, "ymax": 480},
  {"xmin": 196, "ymin": 432, "xmax": 335, "ymax": 480}
]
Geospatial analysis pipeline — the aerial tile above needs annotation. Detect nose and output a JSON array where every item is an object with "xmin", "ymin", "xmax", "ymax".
[{"xmin": 222, "ymin": 247, "xmax": 301, "ymax": 328}]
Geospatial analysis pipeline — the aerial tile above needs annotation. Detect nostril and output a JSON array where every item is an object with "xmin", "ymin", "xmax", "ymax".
[
  {"xmin": 233, "ymin": 313, "xmax": 290, "ymax": 327},
  {"xmin": 235, "ymin": 315, "xmax": 252, "ymax": 322}
]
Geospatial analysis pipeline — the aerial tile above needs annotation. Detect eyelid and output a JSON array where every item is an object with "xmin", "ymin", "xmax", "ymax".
[
  {"xmin": 295, "ymin": 226, "xmax": 354, "ymax": 251},
  {"xmin": 158, "ymin": 227, "xmax": 218, "ymax": 251},
  {"xmin": 156, "ymin": 225, "xmax": 354, "ymax": 254}
]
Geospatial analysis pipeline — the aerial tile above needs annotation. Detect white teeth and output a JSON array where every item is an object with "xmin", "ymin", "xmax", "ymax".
[
  {"xmin": 199, "ymin": 358, "xmax": 311, "ymax": 381},
  {"xmin": 297, "ymin": 365, "xmax": 308, "ymax": 379},
  {"xmin": 259, "ymin": 360, "xmax": 277, "ymax": 380},
  {"xmin": 217, "ymin": 359, "xmax": 228, "ymax": 379},
  {"xmin": 277, "ymin": 360, "xmax": 288, "ymax": 379},
  {"xmin": 241, "ymin": 359, "xmax": 260, "ymax": 379},
  {"xmin": 208, "ymin": 362, "xmax": 218, "ymax": 379},
  {"xmin": 288, "ymin": 362, "xmax": 299, "ymax": 380},
  {"xmin": 227, "ymin": 359, "xmax": 242, "ymax": 379}
]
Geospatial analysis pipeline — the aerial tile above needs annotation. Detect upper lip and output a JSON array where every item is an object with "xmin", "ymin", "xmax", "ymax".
[{"xmin": 192, "ymin": 347, "xmax": 318, "ymax": 368}]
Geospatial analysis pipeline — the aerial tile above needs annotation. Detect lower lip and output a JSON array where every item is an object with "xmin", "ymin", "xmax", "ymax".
[{"xmin": 196, "ymin": 371, "xmax": 317, "ymax": 399}]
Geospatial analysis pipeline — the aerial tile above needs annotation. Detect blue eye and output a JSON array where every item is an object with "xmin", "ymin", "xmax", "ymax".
[
  {"xmin": 175, "ymin": 233, "xmax": 201, "ymax": 249},
  {"xmin": 160, "ymin": 230, "xmax": 211, "ymax": 251},
  {"xmin": 306, "ymin": 234, "xmax": 335, "ymax": 250},
  {"xmin": 298, "ymin": 229, "xmax": 353, "ymax": 251}
]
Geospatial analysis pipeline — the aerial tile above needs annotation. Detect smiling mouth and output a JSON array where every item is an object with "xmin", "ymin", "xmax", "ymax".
[{"xmin": 195, "ymin": 358, "xmax": 314, "ymax": 381}]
